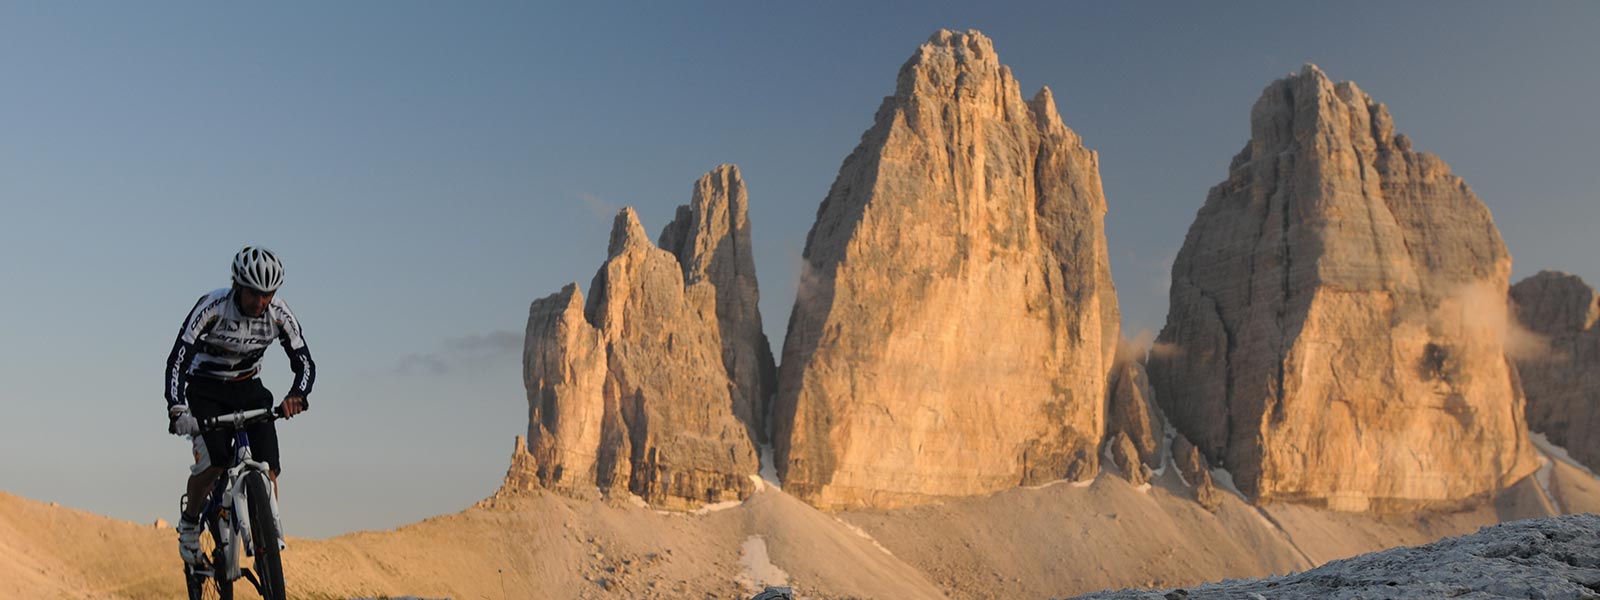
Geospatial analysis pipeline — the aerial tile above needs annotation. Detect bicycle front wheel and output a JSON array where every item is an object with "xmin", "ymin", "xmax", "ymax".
[
  {"xmin": 185, "ymin": 513, "xmax": 232, "ymax": 600},
  {"xmin": 243, "ymin": 472, "xmax": 286, "ymax": 600}
]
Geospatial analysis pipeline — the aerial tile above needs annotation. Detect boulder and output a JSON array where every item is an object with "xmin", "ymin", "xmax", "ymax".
[
  {"xmin": 1172, "ymin": 434, "xmax": 1221, "ymax": 511},
  {"xmin": 1107, "ymin": 431, "xmax": 1150, "ymax": 487}
]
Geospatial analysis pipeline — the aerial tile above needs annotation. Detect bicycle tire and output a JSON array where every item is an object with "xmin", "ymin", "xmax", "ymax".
[{"xmin": 244, "ymin": 472, "xmax": 286, "ymax": 600}]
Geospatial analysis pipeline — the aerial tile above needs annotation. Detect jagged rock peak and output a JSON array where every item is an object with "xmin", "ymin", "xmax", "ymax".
[
  {"xmin": 1104, "ymin": 344, "xmax": 1164, "ymax": 471},
  {"xmin": 656, "ymin": 164, "xmax": 777, "ymax": 445},
  {"xmin": 518, "ymin": 282, "xmax": 607, "ymax": 496},
  {"xmin": 897, "ymin": 30, "xmax": 1000, "ymax": 96},
  {"xmin": 606, "ymin": 207, "xmax": 652, "ymax": 258},
  {"xmin": 1511, "ymin": 270, "xmax": 1600, "ymax": 473},
  {"xmin": 495, "ymin": 435, "xmax": 541, "ymax": 499},
  {"xmin": 1029, "ymin": 85, "xmax": 1066, "ymax": 132},
  {"xmin": 658, "ymin": 164, "xmax": 754, "ymax": 291},
  {"xmin": 774, "ymin": 30, "xmax": 1119, "ymax": 510},
  {"xmin": 885, "ymin": 29, "xmax": 1069, "ymax": 136},
  {"xmin": 517, "ymin": 171, "xmax": 772, "ymax": 509},
  {"xmin": 1513, "ymin": 271, "xmax": 1599, "ymax": 334},
  {"xmin": 1148, "ymin": 66, "xmax": 1535, "ymax": 512}
]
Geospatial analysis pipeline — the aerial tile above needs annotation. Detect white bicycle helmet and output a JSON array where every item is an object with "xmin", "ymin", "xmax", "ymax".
[{"xmin": 232, "ymin": 246, "xmax": 285, "ymax": 293}]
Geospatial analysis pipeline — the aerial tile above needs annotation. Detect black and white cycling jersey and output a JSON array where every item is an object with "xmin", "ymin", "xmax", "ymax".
[{"xmin": 165, "ymin": 288, "xmax": 316, "ymax": 408}]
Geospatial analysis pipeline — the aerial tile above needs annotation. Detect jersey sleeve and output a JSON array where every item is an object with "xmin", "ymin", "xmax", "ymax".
[
  {"xmin": 165, "ymin": 292, "xmax": 224, "ymax": 408},
  {"xmin": 273, "ymin": 300, "xmax": 316, "ymax": 400}
]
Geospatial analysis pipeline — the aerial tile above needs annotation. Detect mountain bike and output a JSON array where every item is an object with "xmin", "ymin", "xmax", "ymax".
[{"xmin": 181, "ymin": 407, "xmax": 289, "ymax": 600}]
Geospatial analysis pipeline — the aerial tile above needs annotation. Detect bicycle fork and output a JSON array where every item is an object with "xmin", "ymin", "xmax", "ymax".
[{"xmin": 227, "ymin": 459, "xmax": 287, "ymax": 556}]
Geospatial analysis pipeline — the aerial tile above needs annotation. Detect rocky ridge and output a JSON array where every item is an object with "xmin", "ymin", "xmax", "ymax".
[
  {"xmin": 1511, "ymin": 270, "xmax": 1600, "ymax": 473},
  {"xmin": 1147, "ymin": 64, "xmax": 1537, "ymax": 511},
  {"xmin": 1067, "ymin": 513, "xmax": 1600, "ymax": 600},
  {"xmin": 772, "ymin": 29, "xmax": 1121, "ymax": 510}
]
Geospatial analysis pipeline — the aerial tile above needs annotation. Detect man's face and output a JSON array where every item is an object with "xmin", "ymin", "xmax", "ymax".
[{"xmin": 238, "ymin": 287, "xmax": 275, "ymax": 318}]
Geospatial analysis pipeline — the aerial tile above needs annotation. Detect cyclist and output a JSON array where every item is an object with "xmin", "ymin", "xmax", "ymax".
[{"xmin": 164, "ymin": 246, "xmax": 315, "ymax": 565}]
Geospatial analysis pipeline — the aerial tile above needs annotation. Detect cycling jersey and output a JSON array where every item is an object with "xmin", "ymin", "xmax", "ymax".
[{"xmin": 165, "ymin": 288, "xmax": 316, "ymax": 408}]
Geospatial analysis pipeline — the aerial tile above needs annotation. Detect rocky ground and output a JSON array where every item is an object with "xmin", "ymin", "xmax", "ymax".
[{"xmin": 1068, "ymin": 513, "xmax": 1600, "ymax": 600}]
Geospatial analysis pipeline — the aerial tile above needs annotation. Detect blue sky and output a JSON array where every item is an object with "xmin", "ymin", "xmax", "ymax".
[{"xmin": 1, "ymin": 2, "xmax": 1595, "ymax": 537}]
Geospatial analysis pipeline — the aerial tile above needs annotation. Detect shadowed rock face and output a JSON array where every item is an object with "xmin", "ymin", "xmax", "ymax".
[
  {"xmin": 1147, "ymin": 65, "xmax": 1536, "ymax": 511},
  {"xmin": 657, "ymin": 165, "xmax": 778, "ymax": 445},
  {"xmin": 773, "ymin": 29, "xmax": 1120, "ymax": 510},
  {"xmin": 1511, "ymin": 270, "xmax": 1600, "ymax": 472},
  {"xmin": 513, "ymin": 171, "xmax": 768, "ymax": 509},
  {"xmin": 1105, "ymin": 352, "xmax": 1164, "ymax": 471}
]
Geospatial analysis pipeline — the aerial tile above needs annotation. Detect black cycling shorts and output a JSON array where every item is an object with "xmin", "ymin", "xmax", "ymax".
[{"xmin": 186, "ymin": 377, "xmax": 283, "ymax": 474}]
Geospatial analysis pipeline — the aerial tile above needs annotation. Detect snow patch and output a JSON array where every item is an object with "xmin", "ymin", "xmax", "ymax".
[
  {"xmin": 1135, "ymin": 482, "xmax": 1152, "ymax": 494},
  {"xmin": 832, "ymin": 517, "xmax": 896, "ymax": 557},
  {"xmin": 735, "ymin": 535, "xmax": 790, "ymax": 593},
  {"xmin": 1531, "ymin": 432, "xmax": 1598, "ymax": 478},
  {"xmin": 1151, "ymin": 422, "xmax": 1178, "ymax": 478},
  {"xmin": 758, "ymin": 443, "xmax": 782, "ymax": 488},
  {"xmin": 1529, "ymin": 445, "xmax": 1564, "ymax": 514},
  {"xmin": 1210, "ymin": 467, "xmax": 1246, "ymax": 500},
  {"xmin": 1022, "ymin": 474, "xmax": 1096, "ymax": 491},
  {"xmin": 692, "ymin": 499, "xmax": 743, "ymax": 516}
]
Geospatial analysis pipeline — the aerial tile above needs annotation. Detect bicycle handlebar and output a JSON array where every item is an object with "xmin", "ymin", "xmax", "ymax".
[{"xmin": 198, "ymin": 407, "xmax": 285, "ymax": 432}]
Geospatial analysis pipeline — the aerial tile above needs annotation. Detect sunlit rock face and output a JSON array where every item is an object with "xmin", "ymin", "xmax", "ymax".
[
  {"xmin": 1148, "ymin": 65, "xmax": 1536, "ymax": 512},
  {"xmin": 657, "ymin": 165, "xmax": 778, "ymax": 445},
  {"xmin": 1511, "ymin": 270, "xmax": 1600, "ymax": 473},
  {"xmin": 773, "ymin": 29, "xmax": 1120, "ymax": 510},
  {"xmin": 514, "ymin": 167, "xmax": 771, "ymax": 509}
]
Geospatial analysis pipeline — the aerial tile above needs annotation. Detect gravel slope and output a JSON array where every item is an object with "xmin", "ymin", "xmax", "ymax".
[{"xmin": 1069, "ymin": 514, "xmax": 1600, "ymax": 600}]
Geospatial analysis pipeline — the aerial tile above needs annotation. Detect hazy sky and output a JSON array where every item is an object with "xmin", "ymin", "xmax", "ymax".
[{"xmin": 2, "ymin": 2, "xmax": 1595, "ymax": 537}]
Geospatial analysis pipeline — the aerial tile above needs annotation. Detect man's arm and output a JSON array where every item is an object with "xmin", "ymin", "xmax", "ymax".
[
  {"xmin": 166, "ymin": 293, "xmax": 224, "ymax": 433},
  {"xmin": 166, "ymin": 293, "xmax": 224, "ymax": 409},
  {"xmin": 273, "ymin": 301, "xmax": 315, "ymax": 416}
]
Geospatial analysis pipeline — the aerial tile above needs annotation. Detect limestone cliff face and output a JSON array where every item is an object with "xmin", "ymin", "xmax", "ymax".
[
  {"xmin": 1511, "ymin": 271, "xmax": 1600, "ymax": 472},
  {"xmin": 657, "ymin": 165, "xmax": 778, "ymax": 444},
  {"xmin": 773, "ymin": 30, "xmax": 1120, "ymax": 510},
  {"xmin": 1148, "ymin": 65, "xmax": 1537, "ymax": 511},
  {"xmin": 513, "ymin": 181, "xmax": 766, "ymax": 509}
]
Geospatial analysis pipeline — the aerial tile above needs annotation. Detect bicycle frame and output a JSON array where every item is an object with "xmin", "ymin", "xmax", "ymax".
[{"xmin": 191, "ymin": 409, "xmax": 284, "ymax": 584}]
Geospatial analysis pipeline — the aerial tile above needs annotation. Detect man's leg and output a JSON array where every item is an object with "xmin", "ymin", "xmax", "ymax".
[
  {"xmin": 183, "ymin": 466, "xmax": 225, "ymax": 521},
  {"xmin": 178, "ymin": 407, "xmax": 229, "ymax": 565},
  {"xmin": 177, "ymin": 454, "xmax": 222, "ymax": 565}
]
